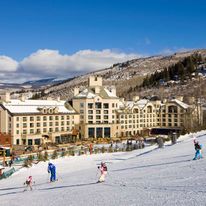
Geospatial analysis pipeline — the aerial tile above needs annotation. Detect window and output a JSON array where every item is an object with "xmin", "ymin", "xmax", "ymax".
[
  {"xmin": 112, "ymin": 103, "xmax": 115, "ymax": 108},
  {"xmin": 104, "ymin": 110, "xmax": 108, "ymax": 114},
  {"xmin": 55, "ymin": 128, "xmax": 59, "ymax": 132},
  {"xmin": 88, "ymin": 128, "xmax": 95, "ymax": 138},
  {"xmin": 23, "ymin": 117, "xmax": 27, "ymax": 122},
  {"xmin": 88, "ymin": 116, "xmax": 93, "ymax": 119},
  {"xmin": 49, "ymin": 116, "xmax": 53, "ymax": 121},
  {"xmin": 30, "ymin": 123, "xmax": 34, "ymax": 128},
  {"xmin": 88, "ymin": 110, "xmax": 93, "ymax": 114},
  {"xmin": 80, "ymin": 102, "xmax": 84, "ymax": 108},
  {"xmin": 16, "ymin": 117, "xmax": 19, "ymax": 121},
  {"xmin": 16, "ymin": 123, "xmax": 19, "ymax": 128},
  {"xmin": 37, "ymin": 116, "xmax": 40, "ymax": 121},
  {"xmin": 55, "ymin": 122, "xmax": 59, "ymax": 126},
  {"xmin": 30, "ymin": 129, "xmax": 34, "ymax": 134},
  {"xmin": 30, "ymin": 117, "xmax": 34, "ymax": 121},
  {"xmin": 36, "ymin": 129, "xmax": 41, "ymax": 134},
  {"xmin": 43, "ymin": 116, "xmax": 47, "ymax": 121},
  {"xmin": 96, "ymin": 110, "xmax": 101, "ymax": 114},
  {"xmin": 95, "ymin": 102, "xmax": 102, "ymax": 109},
  {"xmin": 67, "ymin": 116, "xmax": 70, "ymax": 120},
  {"xmin": 80, "ymin": 110, "xmax": 84, "ymax": 114},
  {"xmin": 104, "ymin": 115, "xmax": 108, "ymax": 119},
  {"xmin": 55, "ymin": 116, "xmax": 59, "ymax": 120},
  {"xmin": 61, "ymin": 116, "xmax": 64, "ymax": 120},
  {"xmin": 43, "ymin": 122, "xmax": 47, "ymax": 127},
  {"xmin": 88, "ymin": 103, "xmax": 93, "ymax": 109},
  {"xmin": 88, "ymin": 121, "xmax": 93, "ymax": 124},
  {"xmin": 61, "ymin": 127, "xmax": 64, "ymax": 131},
  {"xmin": 37, "ymin": 123, "xmax": 41, "ymax": 127},
  {"xmin": 104, "ymin": 127, "xmax": 110, "ymax": 138},
  {"xmin": 28, "ymin": 139, "xmax": 33, "ymax": 145},
  {"xmin": 61, "ymin": 121, "xmax": 64, "ymax": 126},
  {"xmin": 43, "ymin": 128, "xmax": 47, "ymax": 133},
  {"xmin": 16, "ymin": 139, "xmax": 19, "ymax": 145},
  {"xmin": 16, "ymin": 130, "xmax": 19, "ymax": 134},
  {"xmin": 49, "ymin": 128, "xmax": 53, "ymax": 132},
  {"xmin": 103, "ymin": 103, "xmax": 109, "ymax": 109},
  {"xmin": 23, "ymin": 130, "xmax": 27, "ymax": 134},
  {"xmin": 96, "ymin": 128, "xmax": 103, "ymax": 138},
  {"xmin": 34, "ymin": 139, "xmax": 40, "ymax": 145},
  {"xmin": 23, "ymin": 123, "xmax": 27, "ymax": 128},
  {"xmin": 49, "ymin": 122, "xmax": 53, "ymax": 126},
  {"xmin": 96, "ymin": 115, "xmax": 101, "ymax": 119}
]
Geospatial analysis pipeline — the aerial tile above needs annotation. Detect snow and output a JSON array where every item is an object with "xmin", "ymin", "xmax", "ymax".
[
  {"xmin": 104, "ymin": 88, "xmax": 117, "ymax": 98},
  {"xmin": 0, "ymin": 131, "xmax": 206, "ymax": 205},
  {"xmin": 171, "ymin": 99, "xmax": 189, "ymax": 109},
  {"xmin": 2, "ymin": 99, "xmax": 76, "ymax": 114}
]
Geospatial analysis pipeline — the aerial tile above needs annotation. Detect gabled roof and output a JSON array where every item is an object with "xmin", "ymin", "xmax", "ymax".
[
  {"xmin": 170, "ymin": 99, "xmax": 189, "ymax": 109},
  {"xmin": 73, "ymin": 86, "xmax": 118, "ymax": 99},
  {"xmin": 1, "ymin": 99, "xmax": 76, "ymax": 114}
]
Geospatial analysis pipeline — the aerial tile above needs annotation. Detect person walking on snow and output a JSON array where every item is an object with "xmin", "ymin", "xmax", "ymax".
[
  {"xmin": 48, "ymin": 162, "xmax": 57, "ymax": 182},
  {"xmin": 193, "ymin": 139, "xmax": 203, "ymax": 160},
  {"xmin": 24, "ymin": 176, "xmax": 33, "ymax": 191},
  {"xmin": 97, "ymin": 162, "xmax": 107, "ymax": 183}
]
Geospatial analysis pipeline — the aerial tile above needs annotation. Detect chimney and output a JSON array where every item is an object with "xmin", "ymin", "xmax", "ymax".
[
  {"xmin": 57, "ymin": 96, "xmax": 61, "ymax": 101},
  {"xmin": 74, "ymin": 87, "xmax": 79, "ymax": 96},
  {"xmin": 120, "ymin": 98, "xmax": 125, "ymax": 103}
]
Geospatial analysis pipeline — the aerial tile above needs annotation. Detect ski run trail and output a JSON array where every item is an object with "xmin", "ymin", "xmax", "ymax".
[{"xmin": 1, "ymin": 131, "xmax": 206, "ymax": 206}]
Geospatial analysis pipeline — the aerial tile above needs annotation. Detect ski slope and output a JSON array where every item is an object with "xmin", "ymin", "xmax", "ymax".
[{"xmin": 0, "ymin": 132, "xmax": 206, "ymax": 206}]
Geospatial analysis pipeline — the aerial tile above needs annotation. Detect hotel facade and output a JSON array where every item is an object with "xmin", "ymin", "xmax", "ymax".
[{"xmin": 0, "ymin": 76, "xmax": 203, "ymax": 146}]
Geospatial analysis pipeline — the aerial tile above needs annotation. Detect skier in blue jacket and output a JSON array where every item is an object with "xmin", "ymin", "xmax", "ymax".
[
  {"xmin": 193, "ymin": 139, "xmax": 203, "ymax": 160},
  {"xmin": 48, "ymin": 163, "xmax": 56, "ymax": 182}
]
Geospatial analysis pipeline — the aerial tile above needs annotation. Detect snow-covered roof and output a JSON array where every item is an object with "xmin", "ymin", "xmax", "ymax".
[
  {"xmin": 74, "ymin": 87, "xmax": 118, "ymax": 99},
  {"xmin": 170, "ymin": 99, "xmax": 189, "ymax": 109},
  {"xmin": 118, "ymin": 99, "xmax": 149, "ymax": 111},
  {"xmin": 1, "ymin": 99, "xmax": 76, "ymax": 114}
]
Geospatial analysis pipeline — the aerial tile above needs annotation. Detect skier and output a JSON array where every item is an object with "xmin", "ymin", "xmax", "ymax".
[
  {"xmin": 24, "ymin": 176, "xmax": 33, "ymax": 191},
  {"xmin": 97, "ymin": 162, "xmax": 107, "ymax": 183},
  {"xmin": 48, "ymin": 162, "xmax": 57, "ymax": 182},
  {"xmin": 193, "ymin": 139, "xmax": 203, "ymax": 160}
]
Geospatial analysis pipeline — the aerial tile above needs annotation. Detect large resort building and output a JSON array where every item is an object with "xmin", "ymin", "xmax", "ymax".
[
  {"xmin": 0, "ymin": 76, "xmax": 203, "ymax": 146},
  {"xmin": 0, "ymin": 95, "xmax": 79, "ymax": 146}
]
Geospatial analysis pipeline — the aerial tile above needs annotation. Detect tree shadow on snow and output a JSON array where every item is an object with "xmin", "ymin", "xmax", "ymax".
[
  {"xmin": 112, "ymin": 159, "xmax": 192, "ymax": 172},
  {"xmin": 40, "ymin": 182, "xmax": 98, "ymax": 191}
]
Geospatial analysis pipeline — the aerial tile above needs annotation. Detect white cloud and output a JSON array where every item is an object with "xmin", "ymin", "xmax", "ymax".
[
  {"xmin": 0, "ymin": 49, "xmax": 140, "ymax": 83},
  {"xmin": 0, "ymin": 56, "xmax": 18, "ymax": 72}
]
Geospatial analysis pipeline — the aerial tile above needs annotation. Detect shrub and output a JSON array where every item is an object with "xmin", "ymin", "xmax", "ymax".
[
  {"xmin": 61, "ymin": 150, "xmax": 67, "ymax": 157},
  {"xmin": 44, "ymin": 151, "xmax": 49, "ymax": 161},
  {"xmin": 101, "ymin": 146, "xmax": 106, "ymax": 153},
  {"xmin": 51, "ymin": 150, "xmax": 58, "ymax": 159},
  {"xmin": 28, "ymin": 155, "xmax": 34, "ymax": 162},
  {"xmin": 23, "ymin": 159, "xmax": 32, "ymax": 168},
  {"xmin": 37, "ymin": 152, "xmax": 44, "ymax": 162}
]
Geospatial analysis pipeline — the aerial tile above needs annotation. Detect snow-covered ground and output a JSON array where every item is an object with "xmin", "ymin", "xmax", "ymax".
[{"xmin": 0, "ymin": 131, "xmax": 206, "ymax": 206}]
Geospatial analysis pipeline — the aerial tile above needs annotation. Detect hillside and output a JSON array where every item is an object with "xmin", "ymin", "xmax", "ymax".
[
  {"xmin": 0, "ymin": 131, "xmax": 206, "ymax": 206},
  {"xmin": 40, "ymin": 49, "xmax": 206, "ymax": 100}
]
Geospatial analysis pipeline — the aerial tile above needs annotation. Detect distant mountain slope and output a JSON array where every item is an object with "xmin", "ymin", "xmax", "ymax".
[{"xmin": 41, "ymin": 49, "xmax": 206, "ymax": 100}]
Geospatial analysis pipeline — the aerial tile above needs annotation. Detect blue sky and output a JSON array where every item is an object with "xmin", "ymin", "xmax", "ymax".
[{"xmin": 0, "ymin": 0, "xmax": 205, "ymax": 82}]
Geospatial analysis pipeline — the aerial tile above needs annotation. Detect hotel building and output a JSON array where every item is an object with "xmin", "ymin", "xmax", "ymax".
[
  {"xmin": 0, "ymin": 95, "xmax": 79, "ymax": 146},
  {"xmin": 0, "ymin": 76, "xmax": 203, "ymax": 146}
]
